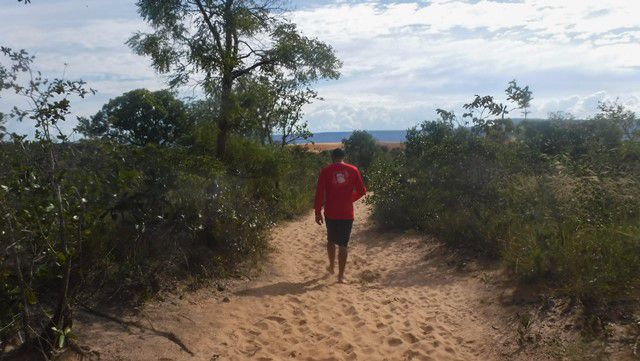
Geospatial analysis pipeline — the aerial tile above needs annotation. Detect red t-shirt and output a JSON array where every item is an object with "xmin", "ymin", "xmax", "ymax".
[{"xmin": 314, "ymin": 162, "xmax": 366, "ymax": 220}]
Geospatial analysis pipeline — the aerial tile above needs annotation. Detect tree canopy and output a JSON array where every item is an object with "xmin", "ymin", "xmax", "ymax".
[
  {"xmin": 236, "ymin": 72, "xmax": 315, "ymax": 146},
  {"xmin": 77, "ymin": 89, "xmax": 189, "ymax": 146},
  {"xmin": 128, "ymin": 0, "xmax": 341, "ymax": 157},
  {"xmin": 343, "ymin": 130, "xmax": 381, "ymax": 170}
]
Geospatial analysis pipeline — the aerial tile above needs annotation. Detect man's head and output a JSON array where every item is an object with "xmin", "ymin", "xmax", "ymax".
[{"xmin": 331, "ymin": 148, "xmax": 346, "ymax": 163}]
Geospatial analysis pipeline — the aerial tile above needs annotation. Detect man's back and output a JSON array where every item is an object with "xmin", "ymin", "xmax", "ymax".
[
  {"xmin": 315, "ymin": 162, "xmax": 366, "ymax": 221},
  {"xmin": 315, "ymin": 149, "xmax": 366, "ymax": 284}
]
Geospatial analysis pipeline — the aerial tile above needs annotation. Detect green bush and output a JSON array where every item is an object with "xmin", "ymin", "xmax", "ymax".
[
  {"xmin": 0, "ymin": 137, "xmax": 324, "ymax": 345},
  {"xmin": 342, "ymin": 130, "xmax": 382, "ymax": 171},
  {"xmin": 368, "ymin": 107, "xmax": 640, "ymax": 305},
  {"xmin": 369, "ymin": 120, "xmax": 516, "ymax": 255},
  {"xmin": 501, "ymin": 165, "xmax": 640, "ymax": 302}
]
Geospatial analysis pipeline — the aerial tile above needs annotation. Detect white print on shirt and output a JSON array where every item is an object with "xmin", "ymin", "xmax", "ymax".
[{"xmin": 333, "ymin": 171, "xmax": 349, "ymax": 185}]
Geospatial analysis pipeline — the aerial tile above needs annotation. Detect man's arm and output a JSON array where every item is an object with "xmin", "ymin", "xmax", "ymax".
[
  {"xmin": 314, "ymin": 170, "xmax": 326, "ymax": 224},
  {"xmin": 352, "ymin": 168, "xmax": 367, "ymax": 202}
]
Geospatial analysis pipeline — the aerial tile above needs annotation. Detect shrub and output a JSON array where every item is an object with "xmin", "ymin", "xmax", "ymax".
[
  {"xmin": 343, "ymin": 130, "xmax": 382, "ymax": 172},
  {"xmin": 368, "ymin": 103, "xmax": 640, "ymax": 305},
  {"xmin": 501, "ymin": 163, "xmax": 640, "ymax": 303},
  {"xmin": 0, "ymin": 138, "xmax": 324, "ymax": 346},
  {"xmin": 369, "ymin": 120, "xmax": 516, "ymax": 255}
]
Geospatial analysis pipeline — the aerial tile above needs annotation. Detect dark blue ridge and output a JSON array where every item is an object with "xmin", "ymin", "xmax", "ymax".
[{"xmin": 275, "ymin": 130, "xmax": 408, "ymax": 144}]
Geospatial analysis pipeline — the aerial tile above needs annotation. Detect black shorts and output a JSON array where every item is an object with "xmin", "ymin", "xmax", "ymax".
[{"xmin": 325, "ymin": 218, "xmax": 354, "ymax": 247}]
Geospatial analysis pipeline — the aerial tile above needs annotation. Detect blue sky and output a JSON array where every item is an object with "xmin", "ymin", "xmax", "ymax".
[{"xmin": 1, "ymin": 0, "xmax": 640, "ymax": 134}]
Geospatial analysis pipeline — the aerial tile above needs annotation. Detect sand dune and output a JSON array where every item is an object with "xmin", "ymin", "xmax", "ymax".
[{"xmin": 71, "ymin": 201, "xmax": 630, "ymax": 361}]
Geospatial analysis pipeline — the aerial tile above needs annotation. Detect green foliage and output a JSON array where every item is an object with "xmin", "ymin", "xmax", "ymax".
[
  {"xmin": 594, "ymin": 100, "xmax": 640, "ymax": 141},
  {"xmin": 501, "ymin": 166, "xmax": 640, "ymax": 302},
  {"xmin": 128, "ymin": 0, "xmax": 341, "ymax": 158},
  {"xmin": 0, "ymin": 47, "xmax": 326, "ymax": 355},
  {"xmin": 369, "ymin": 82, "xmax": 640, "ymax": 306},
  {"xmin": 342, "ymin": 130, "xmax": 382, "ymax": 171},
  {"xmin": 506, "ymin": 79, "xmax": 533, "ymax": 119},
  {"xmin": 1, "ymin": 45, "xmax": 95, "ymax": 352},
  {"xmin": 225, "ymin": 137, "xmax": 325, "ymax": 217},
  {"xmin": 77, "ymin": 88, "xmax": 190, "ymax": 146},
  {"xmin": 0, "ymin": 137, "xmax": 324, "ymax": 348},
  {"xmin": 369, "ymin": 120, "xmax": 514, "ymax": 255},
  {"xmin": 235, "ymin": 73, "xmax": 315, "ymax": 146}
]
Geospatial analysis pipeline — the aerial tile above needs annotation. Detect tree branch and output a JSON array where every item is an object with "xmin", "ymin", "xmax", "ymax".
[
  {"xmin": 193, "ymin": 0, "xmax": 223, "ymax": 51},
  {"xmin": 232, "ymin": 58, "xmax": 277, "ymax": 79}
]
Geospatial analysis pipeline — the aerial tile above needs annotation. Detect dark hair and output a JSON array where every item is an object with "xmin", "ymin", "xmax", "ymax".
[{"xmin": 331, "ymin": 148, "xmax": 346, "ymax": 160}]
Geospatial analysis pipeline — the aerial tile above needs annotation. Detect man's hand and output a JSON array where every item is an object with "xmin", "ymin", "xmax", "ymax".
[{"xmin": 315, "ymin": 213, "xmax": 324, "ymax": 225}]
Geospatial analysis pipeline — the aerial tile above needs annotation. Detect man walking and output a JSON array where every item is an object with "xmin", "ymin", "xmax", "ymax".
[{"xmin": 314, "ymin": 148, "xmax": 366, "ymax": 284}]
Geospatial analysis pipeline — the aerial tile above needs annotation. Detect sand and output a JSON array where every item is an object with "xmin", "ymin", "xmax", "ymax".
[{"xmin": 71, "ymin": 201, "xmax": 631, "ymax": 361}]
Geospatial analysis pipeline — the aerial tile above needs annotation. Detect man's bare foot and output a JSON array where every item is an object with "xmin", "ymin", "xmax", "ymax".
[
  {"xmin": 337, "ymin": 276, "xmax": 348, "ymax": 284},
  {"xmin": 327, "ymin": 266, "xmax": 335, "ymax": 274}
]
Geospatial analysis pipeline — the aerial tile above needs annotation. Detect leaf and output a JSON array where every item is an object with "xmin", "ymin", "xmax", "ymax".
[{"xmin": 26, "ymin": 288, "xmax": 37, "ymax": 305}]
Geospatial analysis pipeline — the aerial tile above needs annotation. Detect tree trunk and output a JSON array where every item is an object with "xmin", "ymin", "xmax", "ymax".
[
  {"xmin": 39, "ymin": 142, "xmax": 73, "ymax": 353},
  {"xmin": 215, "ymin": 0, "xmax": 236, "ymax": 160},
  {"xmin": 216, "ymin": 74, "xmax": 233, "ymax": 159},
  {"xmin": 8, "ymin": 218, "xmax": 32, "ymax": 349}
]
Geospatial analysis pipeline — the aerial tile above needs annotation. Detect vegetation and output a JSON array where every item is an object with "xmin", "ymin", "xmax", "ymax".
[
  {"xmin": 127, "ymin": 0, "xmax": 341, "ymax": 158},
  {"xmin": 1, "ymin": 0, "xmax": 336, "ymax": 355},
  {"xmin": 5, "ymin": 0, "xmax": 640, "ymax": 357},
  {"xmin": 342, "ymin": 130, "xmax": 383, "ymax": 171},
  {"xmin": 367, "ymin": 82, "xmax": 640, "ymax": 307},
  {"xmin": 76, "ymin": 89, "xmax": 191, "ymax": 146}
]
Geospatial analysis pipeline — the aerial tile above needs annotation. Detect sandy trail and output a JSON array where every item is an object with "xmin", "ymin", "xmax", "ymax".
[{"xmin": 75, "ymin": 202, "xmax": 524, "ymax": 361}]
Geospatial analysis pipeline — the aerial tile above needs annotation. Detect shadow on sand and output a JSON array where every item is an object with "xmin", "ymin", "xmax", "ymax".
[
  {"xmin": 76, "ymin": 306, "xmax": 195, "ymax": 356},
  {"xmin": 235, "ymin": 275, "xmax": 328, "ymax": 298},
  {"xmin": 351, "ymin": 225, "xmax": 492, "ymax": 289}
]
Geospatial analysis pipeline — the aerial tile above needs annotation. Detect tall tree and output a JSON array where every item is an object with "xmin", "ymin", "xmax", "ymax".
[
  {"xmin": 77, "ymin": 88, "xmax": 190, "ymax": 146},
  {"xmin": 236, "ymin": 72, "xmax": 316, "ymax": 146},
  {"xmin": 595, "ymin": 100, "xmax": 639, "ymax": 141},
  {"xmin": 343, "ymin": 130, "xmax": 381, "ymax": 170},
  {"xmin": 128, "ymin": 0, "xmax": 341, "ymax": 158}
]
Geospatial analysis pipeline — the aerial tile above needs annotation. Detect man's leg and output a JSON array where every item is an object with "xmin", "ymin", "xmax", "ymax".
[
  {"xmin": 337, "ymin": 246, "xmax": 348, "ymax": 283},
  {"xmin": 327, "ymin": 241, "xmax": 336, "ymax": 274}
]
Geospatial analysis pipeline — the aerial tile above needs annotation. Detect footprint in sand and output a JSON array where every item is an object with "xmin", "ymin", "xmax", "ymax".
[
  {"xmin": 74, "ymin": 203, "xmax": 526, "ymax": 361},
  {"xmin": 387, "ymin": 337, "xmax": 404, "ymax": 347},
  {"xmin": 401, "ymin": 332, "xmax": 420, "ymax": 344},
  {"xmin": 421, "ymin": 324, "xmax": 435, "ymax": 334},
  {"xmin": 255, "ymin": 321, "xmax": 269, "ymax": 330},
  {"xmin": 265, "ymin": 315, "xmax": 286, "ymax": 324},
  {"xmin": 343, "ymin": 305, "xmax": 357, "ymax": 316}
]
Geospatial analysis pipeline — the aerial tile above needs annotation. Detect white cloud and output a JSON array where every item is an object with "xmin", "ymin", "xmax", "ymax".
[
  {"xmin": 536, "ymin": 91, "xmax": 640, "ymax": 118},
  {"xmin": 1, "ymin": 0, "xmax": 640, "ymax": 135},
  {"xmin": 0, "ymin": 0, "xmax": 164, "ymax": 135},
  {"xmin": 290, "ymin": 0, "xmax": 640, "ymax": 130}
]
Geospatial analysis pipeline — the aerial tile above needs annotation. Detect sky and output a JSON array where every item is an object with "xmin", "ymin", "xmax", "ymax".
[{"xmin": 1, "ymin": 0, "xmax": 640, "ymax": 134}]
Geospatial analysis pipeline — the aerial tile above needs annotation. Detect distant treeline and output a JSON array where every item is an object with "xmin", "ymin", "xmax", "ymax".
[{"xmin": 276, "ymin": 130, "xmax": 409, "ymax": 144}]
